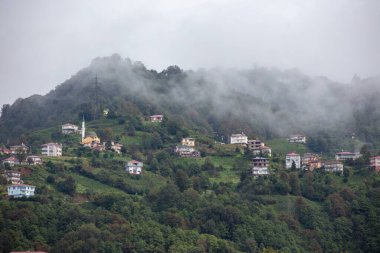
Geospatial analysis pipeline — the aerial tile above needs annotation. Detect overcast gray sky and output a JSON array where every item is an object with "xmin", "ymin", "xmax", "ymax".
[{"xmin": 0, "ymin": 0, "xmax": 379, "ymax": 106}]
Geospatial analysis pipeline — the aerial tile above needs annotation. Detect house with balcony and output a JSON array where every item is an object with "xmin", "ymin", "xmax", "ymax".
[
  {"xmin": 252, "ymin": 157, "xmax": 270, "ymax": 176},
  {"xmin": 3, "ymin": 170, "xmax": 22, "ymax": 184},
  {"xmin": 370, "ymin": 156, "xmax": 380, "ymax": 172},
  {"xmin": 175, "ymin": 145, "xmax": 200, "ymax": 157},
  {"xmin": 26, "ymin": 155, "xmax": 42, "ymax": 165},
  {"xmin": 2, "ymin": 157, "xmax": 19, "ymax": 167},
  {"xmin": 7, "ymin": 184, "xmax": 35, "ymax": 198},
  {"xmin": 288, "ymin": 134, "xmax": 306, "ymax": 144},
  {"xmin": 323, "ymin": 160, "xmax": 344, "ymax": 173},
  {"xmin": 41, "ymin": 143, "xmax": 62, "ymax": 157},
  {"xmin": 230, "ymin": 133, "xmax": 248, "ymax": 145},
  {"xmin": 247, "ymin": 139, "xmax": 264, "ymax": 150},
  {"xmin": 181, "ymin": 138, "xmax": 195, "ymax": 147},
  {"xmin": 335, "ymin": 151, "xmax": 361, "ymax": 161},
  {"xmin": 125, "ymin": 160, "xmax": 143, "ymax": 175},
  {"xmin": 252, "ymin": 146, "xmax": 272, "ymax": 157},
  {"xmin": 10, "ymin": 143, "xmax": 28, "ymax": 154},
  {"xmin": 62, "ymin": 123, "xmax": 79, "ymax": 134}
]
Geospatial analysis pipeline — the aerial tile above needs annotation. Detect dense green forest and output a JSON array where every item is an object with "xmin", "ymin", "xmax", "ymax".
[{"xmin": 0, "ymin": 55, "xmax": 380, "ymax": 252}]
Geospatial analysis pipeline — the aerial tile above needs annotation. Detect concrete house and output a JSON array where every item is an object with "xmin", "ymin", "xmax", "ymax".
[
  {"xmin": 41, "ymin": 143, "xmax": 62, "ymax": 157},
  {"xmin": 230, "ymin": 133, "xmax": 248, "ymax": 145},
  {"xmin": 252, "ymin": 157, "xmax": 270, "ymax": 176},
  {"xmin": 288, "ymin": 134, "xmax": 306, "ymax": 144},
  {"xmin": 4, "ymin": 171, "xmax": 22, "ymax": 184},
  {"xmin": 2, "ymin": 157, "xmax": 19, "ymax": 167},
  {"xmin": 252, "ymin": 146, "xmax": 272, "ymax": 157},
  {"xmin": 10, "ymin": 143, "xmax": 28, "ymax": 154},
  {"xmin": 62, "ymin": 123, "xmax": 79, "ymax": 134},
  {"xmin": 181, "ymin": 138, "xmax": 195, "ymax": 147},
  {"xmin": 126, "ymin": 160, "xmax": 143, "ymax": 175},
  {"xmin": 286, "ymin": 152, "xmax": 301, "ymax": 169},
  {"xmin": 335, "ymin": 152, "xmax": 361, "ymax": 161},
  {"xmin": 26, "ymin": 155, "xmax": 42, "ymax": 165},
  {"xmin": 150, "ymin": 115, "xmax": 164, "ymax": 122},
  {"xmin": 7, "ymin": 184, "xmax": 35, "ymax": 198},
  {"xmin": 247, "ymin": 139, "xmax": 264, "ymax": 150},
  {"xmin": 370, "ymin": 156, "xmax": 380, "ymax": 172},
  {"xmin": 175, "ymin": 145, "xmax": 200, "ymax": 157},
  {"xmin": 323, "ymin": 160, "xmax": 344, "ymax": 173}
]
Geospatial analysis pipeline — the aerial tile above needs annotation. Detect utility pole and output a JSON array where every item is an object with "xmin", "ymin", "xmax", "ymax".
[{"xmin": 93, "ymin": 74, "xmax": 100, "ymax": 120}]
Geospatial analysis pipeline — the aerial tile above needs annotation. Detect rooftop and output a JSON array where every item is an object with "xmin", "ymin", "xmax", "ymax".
[{"xmin": 287, "ymin": 152, "xmax": 300, "ymax": 156}]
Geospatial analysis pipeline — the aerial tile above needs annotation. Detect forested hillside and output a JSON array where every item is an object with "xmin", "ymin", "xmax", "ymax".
[
  {"xmin": 0, "ymin": 55, "xmax": 380, "ymax": 253},
  {"xmin": 1, "ymin": 54, "xmax": 380, "ymax": 149},
  {"xmin": 0, "ymin": 113, "xmax": 379, "ymax": 253}
]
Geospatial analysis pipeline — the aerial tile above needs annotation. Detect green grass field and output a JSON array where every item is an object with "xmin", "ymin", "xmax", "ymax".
[{"xmin": 266, "ymin": 138, "xmax": 309, "ymax": 156}]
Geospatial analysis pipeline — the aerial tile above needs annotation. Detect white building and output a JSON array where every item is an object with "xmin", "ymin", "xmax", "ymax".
[
  {"xmin": 230, "ymin": 133, "xmax": 248, "ymax": 144},
  {"xmin": 150, "ymin": 115, "xmax": 164, "ymax": 122},
  {"xmin": 288, "ymin": 134, "xmax": 306, "ymax": 144},
  {"xmin": 125, "ymin": 160, "xmax": 143, "ymax": 175},
  {"xmin": 286, "ymin": 152, "xmax": 301, "ymax": 169},
  {"xmin": 10, "ymin": 143, "xmax": 29, "ymax": 154},
  {"xmin": 2, "ymin": 157, "xmax": 19, "ymax": 167},
  {"xmin": 175, "ymin": 145, "xmax": 200, "ymax": 157},
  {"xmin": 252, "ymin": 146, "xmax": 272, "ymax": 157},
  {"xmin": 335, "ymin": 152, "xmax": 361, "ymax": 161},
  {"xmin": 181, "ymin": 138, "xmax": 195, "ymax": 147},
  {"xmin": 41, "ymin": 143, "xmax": 62, "ymax": 157},
  {"xmin": 323, "ymin": 161, "xmax": 344, "ymax": 173},
  {"xmin": 26, "ymin": 155, "xmax": 42, "ymax": 165},
  {"xmin": 252, "ymin": 157, "xmax": 270, "ymax": 176},
  {"xmin": 7, "ymin": 184, "xmax": 35, "ymax": 198},
  {"xmin": 4, "ymin": 171, "xmax": 22, "ymax": 184},
  {"xmin": 62, "ymin": 123, "xmax": 79, "ymax": 134}
]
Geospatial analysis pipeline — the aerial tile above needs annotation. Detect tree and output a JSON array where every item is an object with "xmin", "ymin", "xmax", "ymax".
[
  {"xmin": 175, "ymin": 169, "xmax": 190, "ymax": 192},
  {"xmin": 57, "ymin": 176, "xmax": 76, "ymax": 196},
  {"xmin": 27, "ymin": 156, "xmax": 34, "ymax": 165},
  {"xmin": 15, "ymin": 148, "xmax": 27, "ymax": 163},
  {"xmin": 127, "ymin": 125, "xmax": 136, "ymax": 136},
  {"xmin": 291, "ymin": 161, "xmax": 297, "ymax": 171},
  {"xmin": 295, "ymin": 197, "xmax": 316, "ymax": 229},
  {"xmin": 360, "ymin": 145, "xmax": 371, "ymax": 163},
  {"xmin": 289, "ymin": 173, "xmax": 301, "ymax": 195}
]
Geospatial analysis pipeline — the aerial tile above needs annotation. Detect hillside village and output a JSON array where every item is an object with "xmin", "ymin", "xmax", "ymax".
[
  {"xmin": 0, "ymin": 70, "xmax": 380, "ymax": 252},
  {"xmin": 1, "ymin": 113, "xmax": 379, "ymax": 199}
]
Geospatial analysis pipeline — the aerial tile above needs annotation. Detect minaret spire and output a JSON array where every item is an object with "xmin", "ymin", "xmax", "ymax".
[{"xmin": 81, "ymin": 115, "xmax": 85, "ymax": 141}]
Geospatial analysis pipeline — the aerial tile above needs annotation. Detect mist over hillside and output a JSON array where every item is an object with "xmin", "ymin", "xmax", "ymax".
[{"xmin": 1, "ymin": 54, "xmax": 380, "ymax": 147}]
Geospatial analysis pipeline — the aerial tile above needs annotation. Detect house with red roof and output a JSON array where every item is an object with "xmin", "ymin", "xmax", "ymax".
[
  {"xmin": 370, "ymin": 156, "xmax": 380, "ymax": 172},
  {"xmin": 2, "ymin": 157, "xmax": 20, "ymax": 167},
  {"xmin": 150, "ymin": 115, "xmax": 164, "ymax": 122},
  {"xmin": 286, "ymin": 152, "xmax": 301, "ymax": 169},
  {"xmin": 0, "ymin": 147, "xmax": 12, "ymax": 155},
  {"xmin": 10, "ymin": 143, "xmax": 28, "ymax": 154},
  {"xmin": 335, "ymin": 151, "xmax": 361, "ymax": 161},
  {"xmin": 125, "ymin": 160, "xmax": 143, "ymax": 175}
]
